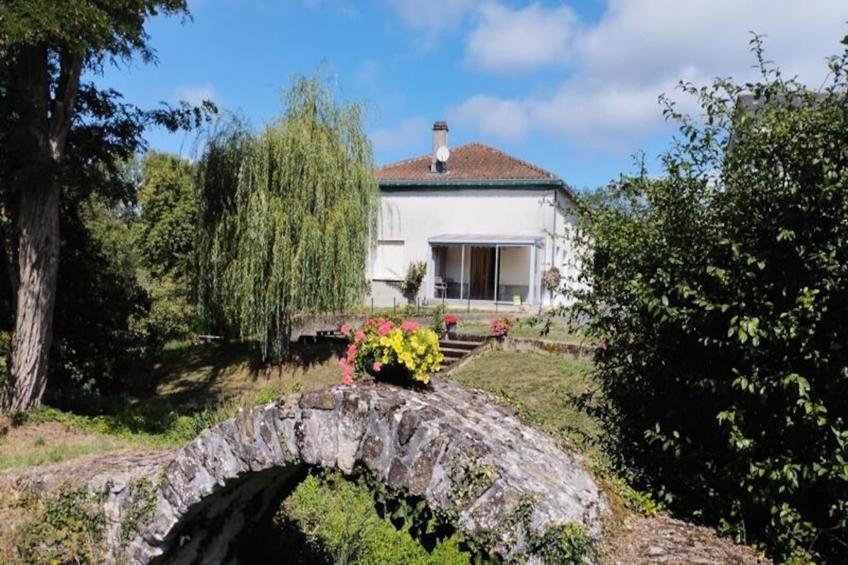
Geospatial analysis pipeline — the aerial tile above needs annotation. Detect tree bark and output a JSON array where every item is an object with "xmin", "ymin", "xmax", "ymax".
[
  {"xmin": 0, "ymin": 198, "xmax": 19, "ymax": 301},
  {"xmin": 5, "ymin": 176, "xmax": 60, "ymax": 411},
  {"xmin": 2, "ymin": 45, "xmax": 81, "ymax": 412}
]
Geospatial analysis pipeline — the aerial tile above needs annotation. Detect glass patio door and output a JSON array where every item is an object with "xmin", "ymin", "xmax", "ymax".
[{"xmin": 469, "ymin": 246, "xmax": 496, "ymax": 300}]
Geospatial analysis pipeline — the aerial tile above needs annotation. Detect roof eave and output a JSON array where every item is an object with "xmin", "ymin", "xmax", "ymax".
[
  {"xmin": 380, "ymin": 178, "xmax": 559, "ymax": 187},
  {"xmin": 378, "ymin": 178, "xmax": 578, "ymax": 203}
]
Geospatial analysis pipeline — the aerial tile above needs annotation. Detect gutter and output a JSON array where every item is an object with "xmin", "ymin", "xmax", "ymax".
[{"xmin": 379, "ymin": 178, "xmax": 578, "ymax": 203}]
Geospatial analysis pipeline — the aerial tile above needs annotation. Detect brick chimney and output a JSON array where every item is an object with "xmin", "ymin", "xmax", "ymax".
[{"xmin": 430, "ymin": 121, "xmax": 449, "ymax": 173}]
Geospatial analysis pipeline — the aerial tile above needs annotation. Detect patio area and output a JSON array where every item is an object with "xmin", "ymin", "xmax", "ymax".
[{"xmin": 429, "ymin": 235, "xmax": 542, "ymax": 306}]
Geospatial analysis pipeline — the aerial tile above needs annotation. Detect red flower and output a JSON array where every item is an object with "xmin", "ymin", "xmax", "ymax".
[
  {"xmin": 401, "ymin": 320, "xmax": 420, "ymax": 331},
  {"xmin": 444, "ymin": 313, "xmax": 458, "ymax": 325}
]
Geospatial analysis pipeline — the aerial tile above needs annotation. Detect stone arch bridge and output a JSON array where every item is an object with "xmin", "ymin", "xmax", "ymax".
[{"xmin": 19, "ymin": 380, "xmax": 608, "ymax": 564}]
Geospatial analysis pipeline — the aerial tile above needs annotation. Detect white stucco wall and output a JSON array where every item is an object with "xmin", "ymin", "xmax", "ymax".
[{"xmin": 367, "ymin": 187, "xmax": 578, "ymax": 307}]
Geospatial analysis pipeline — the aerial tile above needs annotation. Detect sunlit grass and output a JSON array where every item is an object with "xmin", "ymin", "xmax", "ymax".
[
  {"xmin": 451, "ymin": 350, "xmax": 600, "ymax": 456},
  {"xmin": 456, "ymin": 321, "xmax": 591, "ymax": 345}
]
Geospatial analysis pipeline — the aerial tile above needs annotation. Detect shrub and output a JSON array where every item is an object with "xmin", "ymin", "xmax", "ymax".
[
  {"xmin": 431, "ymin": 304, "xmax": 446, "ymax": 335},
  {"xmin": 277, "ymin": 471, "xmax": 470, "ymax": 565},
  {"xmin": 402, "ymin": 261, "xmax": 428, "ymax": 302},
  {"xmin": 489, "ymin": 316, "xmax": 516, "ymax": 338},
  {"xmin": 340, "ymin": 318, "xmax": 443, "ymax": 385},
  {"xmin": 18, "ymin": 485, "xmax": 105, "ymax": 564},
  {"xmin": 569, "ymin": 36, "xmax": 848, "ymax": 562}
]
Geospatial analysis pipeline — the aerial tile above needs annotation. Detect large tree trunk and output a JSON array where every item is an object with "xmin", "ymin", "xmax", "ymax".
[
  {"xmin": 4, "ymin": 176, "xmax": 60, "ymax": 411},
  {"xmin": 2, "ymin": 44, "xmax": 81, "ymax": 412}
]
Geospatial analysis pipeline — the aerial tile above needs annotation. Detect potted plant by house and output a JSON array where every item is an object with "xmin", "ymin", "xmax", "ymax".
[
  {"xmin": 444, "ymin": 313, "xmax": 458, "ymax": 338},
  {"xmin": 339, "ymin": 318, "xmax": 444, "ymax": 388},
  {"xmin": 489, "ymin": 316, "xmax": 516, "ymax": 341}
]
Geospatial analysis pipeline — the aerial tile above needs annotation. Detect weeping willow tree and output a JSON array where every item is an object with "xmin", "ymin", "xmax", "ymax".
[{"xmin": 196, "ymin": 75, "xmax": 378, "ymax": 360}]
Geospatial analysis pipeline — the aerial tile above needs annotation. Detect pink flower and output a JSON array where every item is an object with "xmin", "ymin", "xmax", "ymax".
[
  {"xmin": 346, "ymin": 344, "xmax": 358, "ymax": 360},
  {"xmin": 340, "ymin": 324, "xmax": 350, "ymax": 337},
  {"xmin": 401, "ymin": 320, "xmax": 420, "ymax": 331},
  {"xmin": 378, "ymin": 321, "xmax": 394, "ymax": 336},
  {"xmin": 342, "ymin": 365, "xmax": 354, "ymax": 385},
  {"xmin": 338, "ymin": 357, "xmax": 348, "ymax": 367},
  {"xmin": 372, "ymin": 362, "xmax": 382, "ymax": 373},
  {"xmin": 599, "ymin": 338, "xmax": 608, "ymax": 351},
  {"xmin": 354, "ymin": 329, "xmax": 366, "ymax": 342}
]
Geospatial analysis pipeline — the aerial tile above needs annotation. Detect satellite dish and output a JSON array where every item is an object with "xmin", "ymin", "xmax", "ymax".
[{"xmin": 436, "ymin": 146, "xmax": 450, "ymax": 163}]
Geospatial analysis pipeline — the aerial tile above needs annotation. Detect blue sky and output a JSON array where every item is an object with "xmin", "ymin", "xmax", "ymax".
[{"xmin": 96, "ymin": 0, "xmax": 848, "ymax": 190}]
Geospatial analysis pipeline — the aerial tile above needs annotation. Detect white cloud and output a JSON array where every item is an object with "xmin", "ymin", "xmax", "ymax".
[
  {"xmin": 172, "ymin": 83, "xmax": 217, "ymax": 106},
  {"xmin": 371, "ymin": 116, "xmax": 431, "ymax": 153},
  {"xmin": 465, "ymin": 3, "xmax": 579, "ymax": 74},
  {"xmin": 385, "ymin": 0, "xmax": 480, "ymax": 36},
  {"xmin": 453, "ymin": 0, "xmax": 848, "ymax": 149},
  {"xmin": 448, "ymin": 95, "xmax": 530, "ymax": 141},
  {"xmin": 580, "ymin": 0, "xmax": 846, "ymax": 86}
]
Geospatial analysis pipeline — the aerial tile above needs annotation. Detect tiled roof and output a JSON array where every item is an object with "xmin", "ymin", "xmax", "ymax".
[{"xmin": 377, "ymin": 143, "xmax": 560, "ymax": 183}]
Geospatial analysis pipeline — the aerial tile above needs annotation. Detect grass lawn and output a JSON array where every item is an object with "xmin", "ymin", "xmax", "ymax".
[
  {"xmin": 456, "ymin": 320, "xmax": 591, "ymax": 346},
  {"xmin": 0, "ymin": 421, "xmax": 127, "ymax": 471},
  {"xmin": 0, "ymin": 340, "xmax": 346, "ymax": 471},
  {"xmin": 152, "ymin": 340, "xmax": 343, "ymax": 408},
  {"xmin": 451, "ymin": 349, "xmax": 600, "ymax": 456}
]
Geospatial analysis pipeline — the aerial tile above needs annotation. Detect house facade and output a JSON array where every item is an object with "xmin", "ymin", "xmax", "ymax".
[{"xmin": 368, "ymin": 121, "xmax": 578, "ymax": 309}]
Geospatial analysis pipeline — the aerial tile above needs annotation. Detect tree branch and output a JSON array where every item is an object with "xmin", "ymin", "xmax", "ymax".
[
  {"xmin": 13, "ymin": 44, "xmax": 51, "ymax": 160},
  {"xmin": 49, "ymin": 49, "xmax": 84, "ymax": 161}
]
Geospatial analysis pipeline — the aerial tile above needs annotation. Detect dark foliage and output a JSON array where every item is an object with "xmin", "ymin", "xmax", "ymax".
[{"xmin": 570, "ymin": 35, "xmax": 848, "ymax": 562}]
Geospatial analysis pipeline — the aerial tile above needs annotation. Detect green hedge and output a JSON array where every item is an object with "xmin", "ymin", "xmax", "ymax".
[{"xmin": 571, "ymin": 36, "xmax": 848, "ymax": 563}]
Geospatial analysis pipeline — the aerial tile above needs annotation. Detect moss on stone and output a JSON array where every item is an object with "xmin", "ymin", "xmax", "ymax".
[
  {"xmin": 119, "ymin": 477, "xmax": 159, "ymax": 549},
  {"xmin": 447, "ymin": 451, "xmax": 497, "ymax": 508}
]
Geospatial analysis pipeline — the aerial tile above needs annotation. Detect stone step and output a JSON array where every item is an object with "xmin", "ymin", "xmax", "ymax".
[
  {"xmin": 438, "ymin": 339, "xmax": 481, "ymax": 351},
  {"xmin": 440, "ymin": 347, "xmax": 471, "ymax": 359}
]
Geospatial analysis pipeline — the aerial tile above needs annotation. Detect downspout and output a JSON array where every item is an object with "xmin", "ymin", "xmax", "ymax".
[{"xmin": 550, "ymin": 188, "xmax": 557, "ymax": 306}]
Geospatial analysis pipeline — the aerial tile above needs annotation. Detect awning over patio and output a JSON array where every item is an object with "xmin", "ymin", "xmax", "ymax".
[{"xmin": 428, "ymin": 234, "xmax": 543, "ymax": 246}]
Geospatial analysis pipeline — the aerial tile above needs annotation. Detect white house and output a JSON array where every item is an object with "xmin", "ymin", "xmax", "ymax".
[{"xmin": 368, "ymin": 121, "xmax": 579, "ymax": 309}]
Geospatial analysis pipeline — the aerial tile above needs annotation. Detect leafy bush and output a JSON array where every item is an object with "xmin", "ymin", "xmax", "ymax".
[
  {"xmin": 402, "ymin": 261, "xmax": 428, "ymax": 302},
  {"xmin": 489, "ymin": 316, "xmax": 516, "ymax": 338},
  {"xmin": 570, "ymin": 36, "xmax": 848, "ymax": 562},
  {"xmin": 133, "ymin": 152, "xmax": 199, "ymax": 341},
  {"xmin": 47, "ymin": 194, "xmax": 156, "ymax": 412},
  {"xmin": 278, "ymin": 471, "xmax": 470, "ymax": 565},
  {"xmin": 17, "ymin": 486, "xmax": 105, "ymax": 564},
  {"xmin": 431, "ymin": 304, "xmax": 446, "ymax": 335}
]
